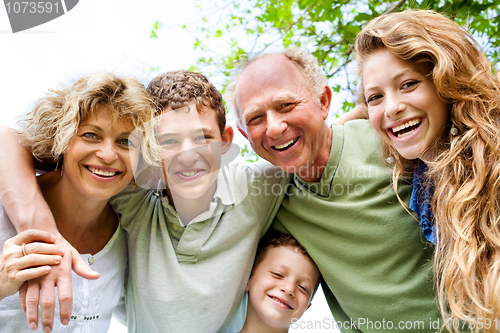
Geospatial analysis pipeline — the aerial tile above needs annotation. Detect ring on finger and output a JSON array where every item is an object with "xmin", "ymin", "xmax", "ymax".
[{"xmin": 21, "ymin": 243, "xmax": 27, "ymax": 257}]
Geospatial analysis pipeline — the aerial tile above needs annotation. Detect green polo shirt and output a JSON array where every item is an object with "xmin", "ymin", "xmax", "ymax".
[{"xmin": 273, "ymin": 120, "xmax": 440, "ymax": 332}]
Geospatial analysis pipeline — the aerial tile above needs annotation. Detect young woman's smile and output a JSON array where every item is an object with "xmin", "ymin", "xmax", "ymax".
[{"xmin": 363, "ymin": 48, "xmax": 448, "ymax": 161}]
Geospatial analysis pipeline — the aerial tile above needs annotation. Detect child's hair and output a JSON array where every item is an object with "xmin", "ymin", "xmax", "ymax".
[
  {"xmin": 355, "ymin": 10, "xmax": 500, "ymax": 331},
  {"xmin": 253, "ymin": 233, "xmax": 320, "ymax": 292},
  {"xmin": 147, "ymin": 70, "xmax": 226, "ymax": 134},
  {"xmin": 19, "ymin": 72, "xmax": 159, "ymax": 166}
]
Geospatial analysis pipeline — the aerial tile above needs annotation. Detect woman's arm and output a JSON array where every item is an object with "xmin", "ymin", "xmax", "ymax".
[
  {"xmin": 0, "ymin": 125, "xmax": 99, "ymax": 330},
  {"xmin": 335, "ymin": 103, "xmax": 368, "ymax": 125}
]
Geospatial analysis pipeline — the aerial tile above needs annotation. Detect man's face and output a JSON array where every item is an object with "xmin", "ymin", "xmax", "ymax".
[
  {"xmin": 156, "ymin": 103, "xmax": 231, "ymax": 201},
  {"xmin": 235, "ymin": 54, "xmax": 331, "ymax": 176}
]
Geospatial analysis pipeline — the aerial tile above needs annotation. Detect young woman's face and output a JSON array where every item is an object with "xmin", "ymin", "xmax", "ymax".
[
  {"xmin": 362, "ymin": 48, "xmax": 448, "ymax": 161},
  {"xmin": 62, "ymin": 105, "xmax": 139, "ymax": 202}
]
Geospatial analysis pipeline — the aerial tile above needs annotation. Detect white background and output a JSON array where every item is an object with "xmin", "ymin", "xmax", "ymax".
[{"xmin": 0, "ymin": 1, "xmax": 339, "ymax": 332}]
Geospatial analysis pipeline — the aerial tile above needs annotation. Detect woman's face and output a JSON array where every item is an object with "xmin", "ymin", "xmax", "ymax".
[
  {"xmin": 62, "ymin": 105, "xmax": 139, "ymax": 202},
  {"xmin": 362, "ymin": 48, "xmax": 448, "ymax": 161}
]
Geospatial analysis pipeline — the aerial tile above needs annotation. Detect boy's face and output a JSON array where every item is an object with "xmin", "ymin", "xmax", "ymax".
[
  {"xmin": 246, "ymin": 246, "xmax": 320, "ymax": 330},
  {"xmin": 156, "ymin": 103, "xmax": 233, "ymax": 200}
]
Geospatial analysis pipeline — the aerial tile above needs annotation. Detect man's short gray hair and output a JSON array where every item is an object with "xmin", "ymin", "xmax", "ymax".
[{"xmin": 225, "ymin": 46, "xmax": 327, "ymax": 127}]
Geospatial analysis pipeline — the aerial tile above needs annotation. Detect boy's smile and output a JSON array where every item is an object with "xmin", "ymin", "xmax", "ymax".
[
  {"xmin": 156, "ymin": 103, "xmax": 233, "ymax": 203},
  {"xmin": 245, "ymin": 246, "xmax": 320, "ymax": 331}
]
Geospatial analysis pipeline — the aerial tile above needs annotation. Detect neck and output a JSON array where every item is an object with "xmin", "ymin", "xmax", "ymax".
[
  {"xmin": 166, "ymin": 182, "xmax": 217, "ymax": 225},
  {"xmin": 38, "ymin": 171, "xmax": 116, "ymax": 253},
  {"xmin": 240, "ymin": 301, "xmax": 290, "ymax": 333},
  {"xmin": 296, "ymin": 126, "xmax": 332, "ymax": 182},
  {"xmin": 239, "ymin": 316, "xmax": 288, "ymax": 333}
]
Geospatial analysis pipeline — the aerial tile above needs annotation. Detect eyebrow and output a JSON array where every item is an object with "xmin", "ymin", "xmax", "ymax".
[
  {"xmin": 364, "ymin": 69, "xmax": 418, "ymax": 91},
  {"xmin": 79, "ymin": 124, "xmax": 131, "ymax": 137},
  {"xmin": 273, "ymin": 264, "xmax": 315, "ymax": 284},
  {"xmin": 243, "ymin": 92, "xmax": 298, "ymax": 120},
  {"xmin": 157, "ymin": 127, "xmax": 215, "ymax": 137}
]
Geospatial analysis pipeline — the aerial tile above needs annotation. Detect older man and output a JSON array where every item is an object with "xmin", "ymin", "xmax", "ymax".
[{"xmin": 226, "ymin": 47, "xmax": 440, "ymax": 332}]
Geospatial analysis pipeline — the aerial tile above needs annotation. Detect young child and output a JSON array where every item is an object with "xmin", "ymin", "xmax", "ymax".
[
  {"xmin": 355, "ymin": 10, "xmax": 500, "ymax": 331},
  {"xmin": 240, "ymin": 234, "xmax": 320, "ymax": 333}
]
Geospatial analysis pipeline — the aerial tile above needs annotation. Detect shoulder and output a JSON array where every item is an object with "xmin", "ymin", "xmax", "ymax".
[
  {"xmin": 332, "ymin": 119, "xmax": 384, "ymax": 161},
  {"xmin": 334, "ymin": 119, "xmax": 379, "ymax": 139},
  {"xmin": 228, "ymin": 160, "xmax": 289, "ymax": 186},
  {"xmin": 109, "ymin": 185, "xmax": 158, "ymax": 215}
]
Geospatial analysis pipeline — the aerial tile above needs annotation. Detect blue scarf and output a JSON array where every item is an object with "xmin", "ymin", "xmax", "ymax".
[{"xmin": 408, "ymin": 163, "xmax": 437, "ymax": 244}]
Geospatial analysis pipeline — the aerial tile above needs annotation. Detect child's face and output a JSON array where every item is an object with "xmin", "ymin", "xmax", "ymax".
[
  {"xmin": 362, "ymin": 48, "xmax": 448, "ymax": 161},
  {"xmin": 246, "ymin": 246, "xmax": 320, "ymax": 330},
  {"xmin": 156, "ymin": 103, "xmax": 233, "ymax": 200}
]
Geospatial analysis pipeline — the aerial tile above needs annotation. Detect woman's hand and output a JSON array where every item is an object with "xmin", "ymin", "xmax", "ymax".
[
  {"xmin": 20, "ymin": 233, "xmax": 100, "ymax": 332},
  {"xmin": 0, "ymin": 229, "xmax": 63, "ymax": 301},
  {"xmin": 335, "ymin": 103, "xmax": 368, "ymax": 125}
]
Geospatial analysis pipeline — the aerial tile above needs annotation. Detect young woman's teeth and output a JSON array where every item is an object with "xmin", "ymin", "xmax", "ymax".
[
  {"xmin": 88, "ymin": 167, "xmax": 117, "ymax": 177},
  {"xmin": 274, "ymin": 138, "xmax": 298, "ymax": 150},
  {"xmin": 392, "ymin": 119, "xmax": 421, "ymax": 138}
]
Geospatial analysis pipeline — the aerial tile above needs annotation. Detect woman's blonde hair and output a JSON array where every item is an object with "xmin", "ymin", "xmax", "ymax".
[
  {"xmin": 19, "ymin": 72, "xmax": 160, "ymax": 166},
  {"xmin": 356, "ymin": 10, "xmax": 500, "ymax": 332}
]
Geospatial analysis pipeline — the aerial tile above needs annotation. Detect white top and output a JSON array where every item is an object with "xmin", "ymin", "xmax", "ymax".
[{"xmin": 0, "ymin": 202, "xmax": 127, "ymax": 333}]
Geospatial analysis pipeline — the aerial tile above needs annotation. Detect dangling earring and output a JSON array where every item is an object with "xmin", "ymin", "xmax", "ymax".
[
  {"xmin": 55, "ymin": 158, "xmax": 63, "ymax": 176},
  {"xmin": 450, "ymin": 125, "xmax": 458, "ymax": 136}
]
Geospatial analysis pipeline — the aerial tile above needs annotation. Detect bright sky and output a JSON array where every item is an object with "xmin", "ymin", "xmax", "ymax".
[
  {"xmin": 0, "ymin": 0, "xmax": 198, "ymax": 127},
  {"xmin": 0, "ymin": 1, "xmax": 338, "ymax": 332}
]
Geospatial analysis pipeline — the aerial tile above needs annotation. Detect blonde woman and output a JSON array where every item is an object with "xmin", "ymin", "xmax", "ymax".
[
  {"xmin": 355, "ymin": 10, "xmax": 500, "ymax": 332},
  {"xmin": 0, "ymin": 72, "xmax": 157, "ymax": 332}
]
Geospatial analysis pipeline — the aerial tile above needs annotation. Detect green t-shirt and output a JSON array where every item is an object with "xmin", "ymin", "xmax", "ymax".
[{"xmin": 273, "ymin": 120, "xmax": 440, "ymax": 332}]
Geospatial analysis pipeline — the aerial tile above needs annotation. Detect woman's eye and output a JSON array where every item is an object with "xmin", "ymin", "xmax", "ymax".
[
  {"xmin": 118, "ymin": 139, "xmax": 135, "ymax": 148},
  {"xmin": 82, "ymin": 132, "xmax": 98, "ymax": 140},
  {"xmin": 366, "ymin": 94, "xmax": 382, "ymax": 104},
  {"xmin": 281, "ymin": 103, "xmax": 293, "ymax": 110},
  {"xmin": 401, "ymin": 80, "xmax": 418, "ymax": 90}
]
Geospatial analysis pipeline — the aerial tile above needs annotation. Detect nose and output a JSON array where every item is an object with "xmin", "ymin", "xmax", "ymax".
[
  {"xmin": 266, "ymin": 111, "xmax": 288, "ymax": 140},
  {"xmin": 96, "ymin": 140, "xmax": 119, "ymax": 164},
  {"xmin": 384, "ymin": 92, "xmax": 406, "ymax": 119},
  {"xmin": 280, "ymin": 281, "xmax": 295, "ymax": 297},
  {"xmin": 175, "ymin": 141, "xmax": 200, "ymax": 166}
]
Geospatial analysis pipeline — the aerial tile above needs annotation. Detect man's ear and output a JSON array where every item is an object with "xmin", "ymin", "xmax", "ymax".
[
  {"xmin": 319, "ymin": 85, "xmax": 332, "ymax": 120},
  {"xmin": 221, "ymin": 125, "xmax": 234, "ymax": 153},
  {"xmin": 237, "ymin": 125, "xmax": 248, "ymax": 140}
]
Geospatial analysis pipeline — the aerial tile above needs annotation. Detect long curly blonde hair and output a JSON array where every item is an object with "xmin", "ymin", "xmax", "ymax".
[
  {"xmin": 19, "ymin": 72, "xmax": 160, "ymax": 166},
  {"xmin": 356, "ymin": 10, "xmax": 500, "ymax": 332}
]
